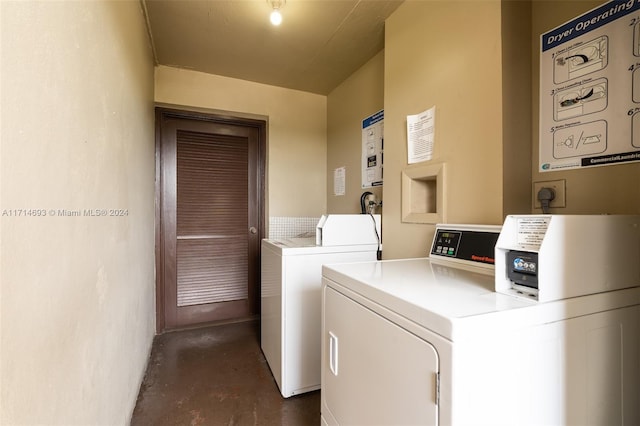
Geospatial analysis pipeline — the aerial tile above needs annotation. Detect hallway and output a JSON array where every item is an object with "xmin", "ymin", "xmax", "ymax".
[{"xmin": 131, "ymin": 321, "xmax": 320, "ymax": 425}]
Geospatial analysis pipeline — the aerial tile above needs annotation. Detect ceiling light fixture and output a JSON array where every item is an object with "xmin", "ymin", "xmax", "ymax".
[{"xmin": 268, "ymin": 0, "xmax": 285, "ymax": 26}]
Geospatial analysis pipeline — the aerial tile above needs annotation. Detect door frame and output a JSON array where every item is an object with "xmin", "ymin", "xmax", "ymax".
[{"xmin": 155, "ymin": 106, "xmax": 266, "ymax": 333}]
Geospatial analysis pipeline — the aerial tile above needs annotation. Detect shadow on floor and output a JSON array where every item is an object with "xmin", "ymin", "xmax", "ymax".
[{"xmin": 131, "ymin": 320, "xmax": 320, "ymax": 425}]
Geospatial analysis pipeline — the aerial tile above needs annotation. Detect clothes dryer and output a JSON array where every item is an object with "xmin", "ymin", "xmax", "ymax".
[{"xmin": 321, "ymin": 219, "xmax": 640, "ymax": 425}]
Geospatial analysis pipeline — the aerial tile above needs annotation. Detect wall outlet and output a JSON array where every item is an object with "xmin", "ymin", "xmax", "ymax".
[{"xmin": 533, "ymin": 179, "xmax": 566, "ymax": 209}]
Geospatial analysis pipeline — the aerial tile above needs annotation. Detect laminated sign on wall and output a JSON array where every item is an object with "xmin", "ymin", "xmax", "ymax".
[
  {"xmin": 539, "ymin": 0, "xmax": 640, "ymax": 172},
  {"xmin": 362, "ymin": 110, "xmax": 383, "ymax": 188}
]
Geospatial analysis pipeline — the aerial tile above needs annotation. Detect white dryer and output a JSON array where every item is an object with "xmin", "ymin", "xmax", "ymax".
[
  {"xmin": 321, "ymin": 218, "xmax": 640, "ymax": 426},
  {"xmin": 261, "ymin": 215, "xmax": 381, "ymax": 398}
]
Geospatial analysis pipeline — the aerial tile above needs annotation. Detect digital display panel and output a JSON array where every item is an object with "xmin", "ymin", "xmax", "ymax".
[
  {"xmin": 430, "ymin": 229, "xmax": 499, "ymax": 264},
  {"xmin": 432, "ymin": 231, "xmax": 462, "ymax": 257}
]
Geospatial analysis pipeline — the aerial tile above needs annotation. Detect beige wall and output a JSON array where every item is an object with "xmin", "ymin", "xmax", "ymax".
[
  {"xmin": 382, "ymin": 1, "xmax": 505, "ymax": 259},
  {"xmin": 154, "ymin": 66, "xmax": 328, "ymax": 219},
  {"xmin": 532, "ymin": 1, "xmax": 640, "ymax": 214},
  {"xmin": 324, "ymin": 0, "xmax": 640, "ymax": 261},
  {"xmin": 1, "ymin": 1, "xmax": 156, "ymax": 424},
  {"xmin": 327, "ymin": 51, "xmax": 384, "ymax": 214},
  {"xmin": 502, "ymin": 0, "xmax": 533, "ymax": 216}
]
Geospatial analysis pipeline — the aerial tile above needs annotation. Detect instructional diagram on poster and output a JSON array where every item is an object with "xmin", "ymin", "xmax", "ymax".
[
  {"xmin": 362, "ymin": 110, "xmax": 383, "ymax": 188},
  {"xmin": 539, "ymin": 0, "xmax": 640, "ymax": 171}
]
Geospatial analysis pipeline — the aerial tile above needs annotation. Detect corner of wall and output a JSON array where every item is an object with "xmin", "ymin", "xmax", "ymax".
[
  {"xmin": 1, "ymin": 1, "xmax": 157, "ymax": 424},
  {"xmin": 502, "ymin": 0, "xmax": 533, "ymax": 216},
  {"xmin": 326, "ymin": 51, "xmax": 385, "ymax": 214}
]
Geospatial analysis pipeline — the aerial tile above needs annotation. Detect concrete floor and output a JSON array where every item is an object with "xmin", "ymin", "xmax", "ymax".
[{"xmin": 131, "ymin": 320, "xmax": 320, "ymax": 425}]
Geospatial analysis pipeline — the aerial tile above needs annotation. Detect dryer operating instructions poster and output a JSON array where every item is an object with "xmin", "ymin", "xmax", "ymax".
[{"xmin": 539, "ymin": 0, "xmax": 640, "ymax": 172}]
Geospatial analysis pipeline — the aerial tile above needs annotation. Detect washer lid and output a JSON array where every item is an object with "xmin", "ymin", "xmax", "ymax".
[
  {"xmin": 263, "ymin": 237, "xmax": 317, "ymax": 248},
  {"xmin": 262, "ymin": 238, "xmax": 379, "ymax": 255}
]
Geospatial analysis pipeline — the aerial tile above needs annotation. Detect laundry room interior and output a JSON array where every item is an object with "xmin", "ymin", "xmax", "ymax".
[{"xmin": 2, "ymin": 0, "xmax": 640, "ymax": 425}]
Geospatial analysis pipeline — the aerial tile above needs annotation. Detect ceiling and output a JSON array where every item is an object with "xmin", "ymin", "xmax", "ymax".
[{"xmin": 142, "ymin": 0, "xmax": 404, "ymax": 95}]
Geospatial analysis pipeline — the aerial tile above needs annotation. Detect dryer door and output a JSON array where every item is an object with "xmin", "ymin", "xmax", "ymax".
[{"xmin": 322, "ymin": 286, "xmax": 439, "ymax": 425}]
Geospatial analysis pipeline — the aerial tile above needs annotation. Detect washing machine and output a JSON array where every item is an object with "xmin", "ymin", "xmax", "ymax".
[
  {"xmin": 321, "ymin": 217, "xmax": 640, "ymax": 426},
  {"xmin": 261, "ymin": 214, "xmax": 381, "ymax": 398}
]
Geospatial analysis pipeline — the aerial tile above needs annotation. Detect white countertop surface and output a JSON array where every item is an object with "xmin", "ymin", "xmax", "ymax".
[{"xmin": 322, "ymin": 258, "xmax": 640, "ymax": 341}]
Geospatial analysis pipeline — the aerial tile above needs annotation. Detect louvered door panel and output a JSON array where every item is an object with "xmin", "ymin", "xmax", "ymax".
[
  {"xmin": 176, "ymin": 130, "xmax": 248, "ymax": 307},
  {"xmin": 176, "ymin": 239, "xmax": 247, "ymax": 306}
]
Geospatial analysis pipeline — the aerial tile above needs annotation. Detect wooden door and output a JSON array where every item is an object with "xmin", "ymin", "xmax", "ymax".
[{"xmin": 156, "ymin": 108, "xmax": 265, "ymax": 331}]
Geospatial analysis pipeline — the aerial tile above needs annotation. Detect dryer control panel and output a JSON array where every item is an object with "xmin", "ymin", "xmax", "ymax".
[{"xmin": 429, "ymin": 224, "xmax": 502, "ymax": 271}]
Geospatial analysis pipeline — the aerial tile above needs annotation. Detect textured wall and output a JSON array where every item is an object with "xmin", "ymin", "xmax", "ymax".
[
  {"xmin": 383, "ymin": 1, "xmax": 504, "ymax": 259},
  {"xmin": 1, "ymin": 1, "xmax": 156, "ymax": 423}
]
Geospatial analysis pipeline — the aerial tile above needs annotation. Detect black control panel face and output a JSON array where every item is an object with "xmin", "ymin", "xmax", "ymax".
[
  {"xmin": 430, "ymin": 229, "xmax": 499, "ymax": 265},
  {"xmin": 506, "ymin": 250, "xmax": 539, "ymax": 289}
]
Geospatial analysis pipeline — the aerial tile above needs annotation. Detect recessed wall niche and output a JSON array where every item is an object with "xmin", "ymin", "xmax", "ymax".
[{"xmin": 401, "ymin": 162, "xmax": 445, "ymax": 224}]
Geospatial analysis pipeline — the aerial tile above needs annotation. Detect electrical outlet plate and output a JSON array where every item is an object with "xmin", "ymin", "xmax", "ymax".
[{"xmin": 533, "ymin": 179, "xmax": 566, "ymax": 209}]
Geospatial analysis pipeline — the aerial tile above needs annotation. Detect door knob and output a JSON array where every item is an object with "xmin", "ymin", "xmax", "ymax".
[{"xmin": 249, "ymin": 227, "xmax": 257, "ymax": 234}]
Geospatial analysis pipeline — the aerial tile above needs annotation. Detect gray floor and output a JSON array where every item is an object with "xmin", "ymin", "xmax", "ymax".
[{"xmin": 131, "ymin": 320, "xmax": 320, "ymax": 425}]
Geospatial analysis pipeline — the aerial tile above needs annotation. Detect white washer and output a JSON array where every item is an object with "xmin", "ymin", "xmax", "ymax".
[
  {"xmin": 261, "ymin": 234, "xmax": 379, "ymax": 398},
  {"xmin": 321, "ymin": 220, "xmax": 640, "ymax": 426}
]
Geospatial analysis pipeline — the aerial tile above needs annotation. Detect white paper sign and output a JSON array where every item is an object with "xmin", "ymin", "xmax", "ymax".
[
  {"xmin": 407, "ymin": 106, "xmax": 436, "ymax": 164},
  {"xmin": 516, "ymin": 217, "xmax": 550, "ymax": 248},
  {"xmin": 333, "ymin": 167, "xmax": 345, "ymax": 196}
]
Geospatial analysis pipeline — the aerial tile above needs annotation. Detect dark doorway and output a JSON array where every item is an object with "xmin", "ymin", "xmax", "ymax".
[{"xmin": 155, "ymin": 107, "xmax": 265, "ymax": 332}]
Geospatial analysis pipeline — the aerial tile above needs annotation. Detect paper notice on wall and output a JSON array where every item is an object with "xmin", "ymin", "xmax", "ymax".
[
  {"xmin": 407, "ymin": 106, "xmax": 435, "ymax": 164},
  {"xmin": 333, "ymin": 167, "xmax": 345, "ymax": 196}
]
